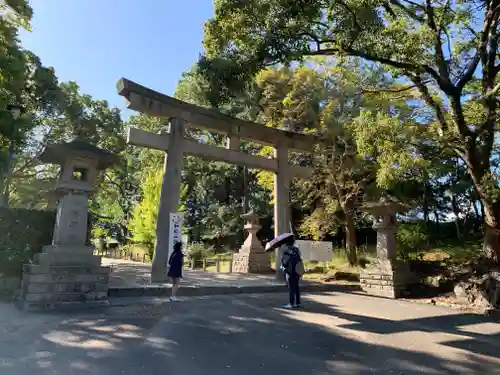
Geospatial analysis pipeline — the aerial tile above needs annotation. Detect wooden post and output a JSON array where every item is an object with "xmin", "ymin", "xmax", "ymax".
[
  {"xmin": 191, "ymin": 258, "xmax": 196, "ymax": 270},
  {"xmin": 216, "ymin": 259, "xmax": 221, "ymax": 273},
  {"xmin": 203, "ymin": 259, "xmax": 207, "ymax": 270}
]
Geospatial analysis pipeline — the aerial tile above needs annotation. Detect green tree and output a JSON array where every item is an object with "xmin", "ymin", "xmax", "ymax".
[
  {"xmin": 128, "ymin": 169, "xmax": 163, "ymax": 250},
  {"xmin": 200, "ymin": 0, "xmax": 500, "ymax": 262},
  {"xmin": 128, "ymin": 167, "xmax": 188, "ymax": 252},
  {"xmin": 0, "ymin": 1, "xmax": 63, "ymax": 206},
  {"xmin": 8, "ymin": 81, "xmax": 125, "ymax": 208},
  {"xmin": 253, "ymin": 60, "xmax": 426, "ymax": 264}
]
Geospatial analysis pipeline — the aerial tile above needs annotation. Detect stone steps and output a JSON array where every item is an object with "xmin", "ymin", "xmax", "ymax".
[
  {"xmin": 34, "ymin": 252, "xmax": 102, "ymax": 267},
  {"xmin": 23, "ymin": 290, "xmax": 108, "ymax": 303},
  {"xmin": 23, "ymin": 280, "xmax": 109, "ymax": 294},
  {"xmin": 18, "ymin": 299, "xmax": 109, "ymax": 312},
  {"xmin": 24, "ymin": 264, "xmax": 110, "ymax": 275},
  {"xmin": 20, "ymin": 254, "xmax": 110, "ymax": 311},
  {"xmin": 42, "ymin": 245, "xmax": 94, "ymax": 256},
  {"xmin": 22, "ymin": 270, "xmax": 109, "ymax": 284}
]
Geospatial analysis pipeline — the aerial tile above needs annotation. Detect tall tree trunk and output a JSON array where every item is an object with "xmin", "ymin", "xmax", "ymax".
[
  {"xmin": 482, "ymin": 202, "xmax": 500, "ymax": 263},
  {"xmin": 423, "ymin": 179, "xmax": 430, "ymax": 224},
  {"xmin": 451, "ymin": 194, "xmax": 463, "ymax": 243},
  {"xmin": 471, "ymin": 198, "xmax": 481, "ymax": 227},
  {"xmin": 468, "ymin": 165, "xmax": 500, "ymax": 262},
  {"xmin": 434, "ymin": 210, "xmax": 440, "ymax": 227},
  {"xmin": 422, "ymin": 179, "xmax": 431, "ymax": 249},
  {"xmin": 479, "ymin": 199, "xmax": 485, "ymax": 225},
  {"xmin": 344, "ymin": 212, "xmax": 358, "ymax": 266}
]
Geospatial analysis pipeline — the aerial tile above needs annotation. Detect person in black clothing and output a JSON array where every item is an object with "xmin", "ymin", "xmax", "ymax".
[
  {"xmin": 167, "ymin": 241, "xmax": 184, "ymax": 301},
  {"xmin": 280, "ymin": 237, "xmax": 302, "ymax": 309}
]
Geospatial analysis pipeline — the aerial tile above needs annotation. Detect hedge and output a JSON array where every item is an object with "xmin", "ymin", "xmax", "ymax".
[{"xmin": 0, "ymin": 208, "xmax": 56, "ymax": 277}]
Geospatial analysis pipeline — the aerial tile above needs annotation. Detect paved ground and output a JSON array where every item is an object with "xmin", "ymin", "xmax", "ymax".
[
  {"xmin": 104, "ymin": 258, "xmax": 286, "ymax": 288},
  {"xmin": 1, "ymin": 291, "xmax": 500, "ymax": 374}
]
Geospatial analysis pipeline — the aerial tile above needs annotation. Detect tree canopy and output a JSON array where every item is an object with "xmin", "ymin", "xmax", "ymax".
[{"xmin": 199, "ymin": 0, "xmax": 500, "ymax": 261}]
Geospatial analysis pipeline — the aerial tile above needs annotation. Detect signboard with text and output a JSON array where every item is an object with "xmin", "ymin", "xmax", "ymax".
[
  {"xmin": 295, "ymin": 240, "xmax": 333, "ymax": 262},
  {"xmin": 169, "ymin": 212, "xmax": 184, "ymax": 257}
]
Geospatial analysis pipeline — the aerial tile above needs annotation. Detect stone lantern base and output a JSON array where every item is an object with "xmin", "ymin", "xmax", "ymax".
[
  {"xmin": 18, "ymin": 245, "xmax": 110, "ymax": 311},
  {"xmin": 231, "ymin": 210, "xmax": 272, "ymax": 274},
  {"xmin": 232, "ymin": 252, "xmax": 272, "ymax": 274},
  {"xmin": 360, "ymin": 259, "xmax": 416, "ymax": 299}
]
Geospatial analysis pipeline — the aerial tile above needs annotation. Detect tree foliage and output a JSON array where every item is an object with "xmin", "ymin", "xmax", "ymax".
[{"xmin": 200, "ymin": 0, "xmax": 500, "ymax": 261}]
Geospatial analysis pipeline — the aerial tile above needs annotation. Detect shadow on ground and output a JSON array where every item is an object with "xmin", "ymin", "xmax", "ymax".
[{"xmin": 0, "ymin": 292, "xmax": 499, "ymax": 374}]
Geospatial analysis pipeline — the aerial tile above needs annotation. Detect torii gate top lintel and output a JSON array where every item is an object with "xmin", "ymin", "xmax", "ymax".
[{"xmin": 117, "ymin": 77, "xmax": 321, "ymax": 152}]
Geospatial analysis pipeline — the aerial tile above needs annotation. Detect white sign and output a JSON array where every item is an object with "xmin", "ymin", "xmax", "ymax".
[
  {"xmin": 169, "ymin": 212, "xmax": 184, "ymax": 257},
  {"xmin": 295, "ymin": 240, "xmax": 333, "ymax": 262}
]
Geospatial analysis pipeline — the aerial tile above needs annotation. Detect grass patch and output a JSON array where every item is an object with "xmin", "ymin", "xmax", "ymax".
[
  {"xmin": 402, "ymin": 242, "xmax": 482, "ymax": 264},
  {"xmin": 301, "ymin": 248, "xmax": 375, "ymax": 281}
]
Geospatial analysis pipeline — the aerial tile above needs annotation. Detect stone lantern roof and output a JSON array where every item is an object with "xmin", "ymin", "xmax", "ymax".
[
  {"xmin": 241, "ymin": 210, "xmax": 261, "ymax": 223},
  {"xmin": 39, "ymin": 140, "xmax": 119, "ymax": 170},
  {"xmin": 362, "ymin": 196, "xmax": 409, "ymax": 216}
]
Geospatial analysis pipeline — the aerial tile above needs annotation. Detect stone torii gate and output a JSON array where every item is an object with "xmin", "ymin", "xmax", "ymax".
[{"xmin": 117, "ymin": 78, "xmax": 320, "ymax": 282}]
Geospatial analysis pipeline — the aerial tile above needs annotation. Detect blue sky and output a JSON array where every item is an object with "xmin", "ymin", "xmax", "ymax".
[{"xmin": 19, "ymin": 0, "xmax": 214, "ymax": 114}]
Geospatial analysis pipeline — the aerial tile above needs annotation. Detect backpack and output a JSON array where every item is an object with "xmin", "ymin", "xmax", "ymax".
[{"xmin": 285, "ymin": 246, "xmax": 305, "ymax": 277}]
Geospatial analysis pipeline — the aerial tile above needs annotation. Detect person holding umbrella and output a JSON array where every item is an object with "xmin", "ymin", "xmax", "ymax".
[{"xmin": 266, "ymin": 233, "xmax": 305, "ymax": 309}]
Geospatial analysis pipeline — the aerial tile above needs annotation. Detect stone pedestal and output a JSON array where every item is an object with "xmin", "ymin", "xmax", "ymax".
[
  {"xmin": 18, "ymin": 141, "xmax": 118, "ymax": 311},
  {"xmin": 20, "ymin": 246, "xmax": 110, "ymax": 311},
  {"xmin": 232, "ymin": 253, "xmax": 272, "ymax": 274},
  {"xmin": 232, "ymin": 211, "xmax": 272, "ymax": 274},
  {"xmin": 360, "ymin": 199, "xmax": 415, "ymax": 299},
  {"xmin": 360, "ymin": 260, "xmax": 414, "ymax": 299}
]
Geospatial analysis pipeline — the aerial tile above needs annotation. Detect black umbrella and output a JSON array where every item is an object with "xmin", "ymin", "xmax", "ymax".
[{"xmin": 264, "ymin": 233, "xmax": 294, "ymax": 253}]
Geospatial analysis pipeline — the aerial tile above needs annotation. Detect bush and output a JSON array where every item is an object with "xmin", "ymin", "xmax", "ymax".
[
  {"xmin": 397, "ymin": 222, "xmax": 429, "ymax": 261},
  {"xmin": 0, "ymin": 208, "xmax": 56, "ymax": 277},
  {"xmin": 186, "ymin": 242, "xmax": 214, "ymax": 262}
]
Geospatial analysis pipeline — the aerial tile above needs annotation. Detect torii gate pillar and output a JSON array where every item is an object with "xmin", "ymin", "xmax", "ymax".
[
  {"xmin": 151, "ymin": 118, "xmax": 185, "ymax": 283},
  {"xmin": 274, "ymin": 144, "xmax": 291, "ymax": 281}
]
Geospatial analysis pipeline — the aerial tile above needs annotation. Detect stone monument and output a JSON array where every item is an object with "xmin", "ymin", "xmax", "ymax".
[
  {"xmin": 18, "ymin": 140, "xmax": 119, "ymax": 311},
  {"xmin": 359, "ymin": 198, "xmax": 416, "ymax": 298},
  {"xmin": 232, "ymin": 211, "xmax": 272, "ymax": 273}
]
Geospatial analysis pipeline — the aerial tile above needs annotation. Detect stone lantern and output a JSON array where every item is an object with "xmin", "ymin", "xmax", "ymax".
[
  {"xmin": 231, "ymin": 210, "xmax": 272, "ymax": 274},
  {"xmin": 360, "ymin": 197, "xmax": 416, "ymax": 299},
  {"xmin": 19, "ymin": 140, "xmax": 119, "ymax": 311}
]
